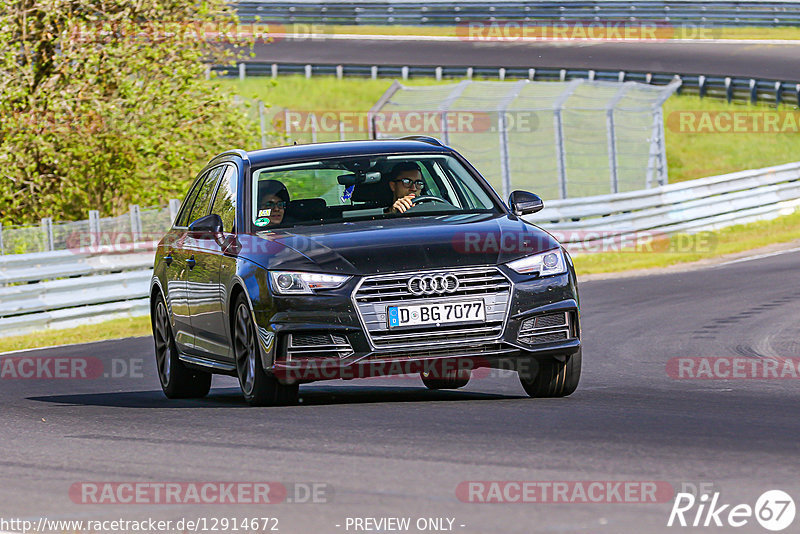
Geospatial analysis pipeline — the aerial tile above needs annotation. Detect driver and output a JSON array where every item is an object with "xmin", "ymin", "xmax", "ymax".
[{"xmin": 385, "ymin": 162, "xmax": 425, "ymax": 214}]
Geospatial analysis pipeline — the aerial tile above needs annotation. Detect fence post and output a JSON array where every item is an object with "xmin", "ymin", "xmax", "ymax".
[
  {"xmin": 606, "ymin": 83, "xmax": 634, "ymax": 194},
  {"xmin": 553, "ymin": 79, "xmax": 583, "ymax": 199},
  {"xmin": 618, "ymin": 71, "xmax": 625, "ymax": 82},
  {"xmin": 466, "ymin": 67, "xmax": 473, "ymax": 80},
  {"xmin": 336, "ymin": 65, "xmax": 343, "ymax": 80},
  {"xmin": 130, "ymin": 205, "xmax": 142, "ymax": 243},
  {"xmin": 497, "ymin": 80, "xmax": 529, "ymax": 200},
  {"xmin": 528, "ymin": 68, "xmax": 535, "ymax": 80},
  {"xmin": 435, "ymin": 66, "xmax": 442, "ymax": 81},
  {"xmin": 169, "ymin": 199, "xmax": 182, "ymax": 223},
  {"xmin": 88, "ymin": 210, "xmax": 100, "ymax": 248},
  {"xmin": 238, "ymin": 63, "xmax": 246, "ymax": 81},
  {"xmin": 41, "ymin": 217, "xmax": 54, "ymax": 252},
  {"xmin": 304, "ymin": 64, "xmax": 312, "ymax": 78},
  {"xmin": 698, "ymin": 75, "xmax": 707, "ymax": 98},
  {"xmin": 725, "ymin": 77, "xmax": 733, "ymax": 103},
  {"xmin": 498, "ymin": 68, "xmax": 506, "ymax": 81},
  {"xmin": 371, "ymin": 65, "xmax": 378, "ymax": 80},
  {"xmin": 271, "ymin": 63, "xmax": 278, "ymax": 78},
  {"xmin": 258, "ymin": 100, "xmax": 268, "ymax": 148},
  {"xmin": 775, "ymin": 81, "xmax": 782, "ymax": 106},
  {"xmin": 401, "ymin": 66, "xmax": 409, "ymax": 80},
  {"xmin": 750, "ymin": 78, "xmax": 758, "ymax": 104}
]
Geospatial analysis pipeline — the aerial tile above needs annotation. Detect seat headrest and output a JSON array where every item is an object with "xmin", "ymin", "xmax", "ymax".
[
  {"xmin": 352, "ymin": 179, "xmax": 393, "ymax": 205},
  {"xmin": 285, "ymin": 198, "xmax": 327, "ymax": 222}
]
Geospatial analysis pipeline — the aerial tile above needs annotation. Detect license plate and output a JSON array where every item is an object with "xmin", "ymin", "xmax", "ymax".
[{"xmin": 387, "ymin": 300, "xmax": 485, "ymax": 328}]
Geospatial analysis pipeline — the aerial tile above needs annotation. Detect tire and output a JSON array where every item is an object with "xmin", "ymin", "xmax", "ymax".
[
  {"xmin": 420, "ymin": 369, "xmax": 471, "ymax": 390},
  {"xmin": 152, "ymin": 295, "xmax": 212, "ymax": 399},
  {"xmin": 232, "ymin": 294, "xmax": 298, "ymax": 406},
  {"xmin": 518, "ymin": 349, "xmax": 582, "ymax": 398}
]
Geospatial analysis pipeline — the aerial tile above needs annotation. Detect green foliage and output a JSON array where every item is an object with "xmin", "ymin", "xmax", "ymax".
[{"xmin": 0, "ymin": 0, "xmax": 262, "ymax": 224}]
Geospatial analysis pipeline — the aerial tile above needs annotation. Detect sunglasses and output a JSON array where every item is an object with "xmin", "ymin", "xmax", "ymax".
[
  {"xmin": 392, "ymin": 178, "xmax": 425, "ymax": 188},
  {"xmin": 262, "ymin": 201, "xmax": 287, "ymax": 209}
]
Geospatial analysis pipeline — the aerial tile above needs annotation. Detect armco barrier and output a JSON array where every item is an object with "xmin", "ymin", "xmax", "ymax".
[
  {"xmin": 0, "ymin": 162, "xmax": 798, "ymax": 337},
  {"xmin": 235, "ymin": 1, "xmax": 800, "ymax": 27}
]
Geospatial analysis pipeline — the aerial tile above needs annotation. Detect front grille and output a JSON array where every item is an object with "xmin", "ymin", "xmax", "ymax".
[
  {"xmin": 354, "ymin": 267, "xmax": 512, "ymax": 349},
  {"xmin": 518, "ymin": 312, "xmax": 572, "ymax": 346},
  {"xmin": 286, "ymin": 333, "xmax": 353, "ymax": 360}
]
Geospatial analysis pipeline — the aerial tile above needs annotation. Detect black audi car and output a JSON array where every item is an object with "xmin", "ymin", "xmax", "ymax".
[{"xmin": 150, "ymin": 137, "xmax": 581, "ymax": 405}]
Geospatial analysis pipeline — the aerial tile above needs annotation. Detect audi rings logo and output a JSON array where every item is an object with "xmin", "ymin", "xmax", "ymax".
[{"xmin": 407, "ymin": 274, "xmax": 460, "ymax": 296}]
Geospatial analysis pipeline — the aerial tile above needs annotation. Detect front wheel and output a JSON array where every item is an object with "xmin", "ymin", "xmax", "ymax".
[
  {"xmin": 518, "ymin": 349, "xmax": 581, "ymax": 398},
  {"xmin": 152, "ymin": 296, "xmax": 211, "ymax": 399},
  {"xmin": 233, "ymin": 295, "xmax": 298, "ymax": 406}
]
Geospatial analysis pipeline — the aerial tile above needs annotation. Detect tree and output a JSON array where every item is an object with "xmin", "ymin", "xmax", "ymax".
[{"xmin": 0, "ymin": 0, "xmax": 260, "ymax": 224}]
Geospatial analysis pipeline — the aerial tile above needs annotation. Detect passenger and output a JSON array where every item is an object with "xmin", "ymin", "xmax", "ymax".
[
  {"xmin": 385, "ymin": 162, "xmax": 425, "ymax": 214},
  {"xmin": 256, "ymin": 179, "xmax": 289, "ymax": 227}
]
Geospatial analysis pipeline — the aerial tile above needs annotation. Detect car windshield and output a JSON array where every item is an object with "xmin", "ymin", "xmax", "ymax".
[{"xmin": 251, "ymin": 154, "xmax": 499, "ymax": 229}]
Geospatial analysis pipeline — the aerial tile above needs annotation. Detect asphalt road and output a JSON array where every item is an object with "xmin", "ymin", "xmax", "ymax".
[
  {"xmin": 1, "ymin": 249, "xmax": 799, "ymax": 533},
  {"xmin": 253, "ymin": 37, "xmax": 800, "ymax": 79}
]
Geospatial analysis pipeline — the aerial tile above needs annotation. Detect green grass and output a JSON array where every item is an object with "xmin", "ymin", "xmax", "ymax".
[
  {"xmin": 221, "ymin": 76, "xmax": 800, "ymax": 184},
  {"xmin": 280, "ymin": 24, "xmax": 800, "ymax": 41},
  {"xmin": 0, "ymin": 315, "xmax": 152, "ymax": 354},
  {"xmin": 572, "ymin": 208, "xmax": 800, "ymax": 274}
]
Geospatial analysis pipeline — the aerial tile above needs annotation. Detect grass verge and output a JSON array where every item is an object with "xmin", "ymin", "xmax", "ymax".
[
  {"xmin": 571, "ymin": 209, "xmax": 800, "ymax": 274},
  {"xmin": 0, "ymin": 315, "xmax": 152, "ymax": 354},
  {"xmin": 278, "ymin": 24, "xmax": 800, "ymax": 41},
  {"xmin": 221, "ymin": 77, "xmax": 800, "ymax": 184}
]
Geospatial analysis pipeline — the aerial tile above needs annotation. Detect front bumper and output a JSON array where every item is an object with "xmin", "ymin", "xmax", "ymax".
[{"xmin": 256, "ymin": 265, "xmax": 580, "ymax": 383}]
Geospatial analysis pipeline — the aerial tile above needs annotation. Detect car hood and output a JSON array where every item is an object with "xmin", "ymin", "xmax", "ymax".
[{"xmin": 243, "ymin": 213, "xmax": 560, "ymax": 275}]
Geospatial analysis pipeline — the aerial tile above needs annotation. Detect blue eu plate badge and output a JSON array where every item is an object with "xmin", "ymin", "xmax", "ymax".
[{"xmin": 388, "ymin": 306, "xmax": 400, "ymax": 327}]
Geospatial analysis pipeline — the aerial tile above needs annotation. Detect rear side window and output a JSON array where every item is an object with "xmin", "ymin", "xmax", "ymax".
[
  {"xmin": 175, "ymin": 171, "xmax": 210, "ymax": 228},
  {"xmin": 210, "ymin": 165, "xmax": 237, "ymax": 233},
  {"xmin": 186, "ymin": 166, "xmax": 223, "ymax": 226}
]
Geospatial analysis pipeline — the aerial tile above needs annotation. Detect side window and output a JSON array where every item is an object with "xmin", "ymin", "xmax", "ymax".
[
  {"xmin": 175, "ymin": 171, "xmax": 210, "ymax": 228},
  {"xmin": 210, "ymin": 165, "xmax": 237, "ymax": 233},
  {"xmin": 187, "ymin": 166, "xmax": 222, "ymax": 225}
]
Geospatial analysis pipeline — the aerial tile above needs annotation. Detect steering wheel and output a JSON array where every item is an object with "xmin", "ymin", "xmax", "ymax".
[{"xmin": 411, "ymin": 195, "xmax": 449, "ymax": 206}]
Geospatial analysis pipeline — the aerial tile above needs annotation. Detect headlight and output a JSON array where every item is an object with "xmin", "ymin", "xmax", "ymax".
[
  {"xmin": 506, "ymin": 248, "xmax": 567, "ymax": 276},
  {"xmin": 269, "ymin": 271, "xmax": 351, "ymax": 294}
]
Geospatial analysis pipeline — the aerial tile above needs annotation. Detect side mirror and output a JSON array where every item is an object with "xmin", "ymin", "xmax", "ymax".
[
  {"xmin": 508, "ymin": 190, "xmax": 544, "ymax": 216},
  {"xmin": 188, "ymin": 213, "xmax": 223, "ymax": 237}
]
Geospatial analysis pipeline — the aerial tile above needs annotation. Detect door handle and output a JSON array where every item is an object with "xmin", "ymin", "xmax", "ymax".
[
  {"xmin": 163, "ymin": 253, "xmax": 173, "ymax": 266},
  {"xmin": 187, "ymin": 255, "xmax": 196, "ymax": 269}
]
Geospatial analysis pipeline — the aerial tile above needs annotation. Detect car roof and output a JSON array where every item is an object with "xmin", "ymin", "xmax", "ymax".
[{"xmin": 211, "ymin": 139, "xmax": 454, "ymax": 168}]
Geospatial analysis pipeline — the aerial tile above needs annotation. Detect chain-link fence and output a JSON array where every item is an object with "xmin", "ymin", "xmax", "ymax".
[
  {"xmin": 367, "ymin": 79, "xmax": 680, "ymax": 200},
  {"xmin": 0, "ymin": 203, "xmax": 179, "ymax": 256}
]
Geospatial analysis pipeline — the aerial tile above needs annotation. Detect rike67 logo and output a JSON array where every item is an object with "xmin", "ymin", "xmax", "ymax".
[{"xmin": 668, "ymin": 490, "xmax": 795, "ymax": 531}]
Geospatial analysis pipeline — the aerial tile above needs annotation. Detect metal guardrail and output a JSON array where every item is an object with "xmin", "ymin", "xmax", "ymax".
[
  {"xmin": 525, "ymin": 161, "xmax": 800, "ymax": 244},
  {"xmin": 235, "ymin": 1, "xmax": 800, "ymax": 26},
  {"xmin": 218, "ymin": 63, "xmax": 800, "ymax": 106},
  {"xmin": 1, "ymin": 162, "xmax": 798, "ymax": 337},
  {"xmin": 0, "ymin": 249, "xmax": 155, "ymax": 337}
]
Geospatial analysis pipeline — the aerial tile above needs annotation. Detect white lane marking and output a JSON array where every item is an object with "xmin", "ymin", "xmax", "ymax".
[
  {"xmin": 716, "ymin": 246, "xmax": 800, "ymax": 267},
  {"xmin": 0, "ymin": 336, "xmax": 151, "ymax": 356},
  {"xmin": 268, "ymin": 33, "xmax": 800, "ymax": 45}
]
